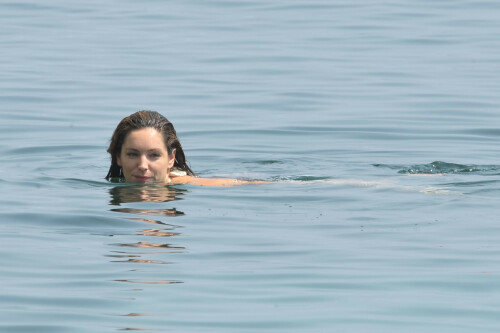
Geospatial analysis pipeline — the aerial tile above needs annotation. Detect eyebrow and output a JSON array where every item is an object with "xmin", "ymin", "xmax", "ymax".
[{"xmin": 124, "ymin": 148, "xmax": 162, "ymax": 152}]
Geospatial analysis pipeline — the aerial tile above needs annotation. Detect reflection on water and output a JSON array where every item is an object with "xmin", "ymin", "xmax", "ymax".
[
  {"xmin": 138, "ymin": 228, "xmax": 180, "ymax": 237},
  {"xmin": 125, "ymin": 217, "xmax": 179, "ymax": 225},
  {"xmin": 112, "ymin": 242, "xmax": 185, "ymax": 250},
  {"xmin": 109, "ymin": 184, "xmax": 186, "ymax": 205},
  {"xmin": 111, "ymin": 208, "xmax": 184, "ymax": 216},
  {"xmin": 112, "ymin": 258, "xmax": 170, "ymax": 265},
  {"xmin": 107, "ymin": 184, "xmax": 187, "ymax": 295},
  {"xmin": 114, "ymin": 280, "xmax": 183, "ymax": 285},
  {"xmin": 106, "ymin": 252, "xmax": 171, "ymax": 265}
]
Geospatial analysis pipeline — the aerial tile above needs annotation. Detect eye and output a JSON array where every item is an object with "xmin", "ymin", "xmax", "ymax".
[
  {"xmin": 149, "ymin": 153, "xmax": 161, "ymax": 159},
  {"xmin": 127, "ymin": 152, "xmax": 138, "ymax": 157}
]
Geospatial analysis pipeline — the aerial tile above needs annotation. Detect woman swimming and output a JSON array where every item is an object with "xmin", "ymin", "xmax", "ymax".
[
  {"xmin": 106, "ymin": 110, "xmax": 254, "ymax": 186},
  {"xmin": 106, "ymin": 110, "xmax": 453, "ymax": 194}
]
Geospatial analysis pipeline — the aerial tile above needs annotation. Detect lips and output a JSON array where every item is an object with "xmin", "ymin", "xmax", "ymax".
[{"xmin": 132, "ymin": 175, "xmax": 151, "ymax": 182}]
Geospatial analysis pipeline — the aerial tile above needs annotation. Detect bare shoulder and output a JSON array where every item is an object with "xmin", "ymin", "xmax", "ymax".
[{"xmin": 170, "ymin": 175, "xmax": 266, "ymax": 187}]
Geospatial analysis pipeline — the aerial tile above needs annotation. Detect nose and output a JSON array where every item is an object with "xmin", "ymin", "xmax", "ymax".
[{"xmin": 138, "ymin": 155, "xmax": 148, "ymax": 171}]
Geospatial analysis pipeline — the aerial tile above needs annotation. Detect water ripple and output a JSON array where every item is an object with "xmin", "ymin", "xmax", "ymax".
[{"xmin": 374, "ymin": 161, "xmax": 500, "ymax": 175}]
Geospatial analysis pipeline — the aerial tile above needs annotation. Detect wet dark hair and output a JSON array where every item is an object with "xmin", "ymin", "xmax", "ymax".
[{"xmin": 106, "ymin": 110, "xmax": 195, "ymax": 180}]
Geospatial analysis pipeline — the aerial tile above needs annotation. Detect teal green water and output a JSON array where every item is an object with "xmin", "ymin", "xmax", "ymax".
[{"xmin": 2, "ymin": 1, "xmax": 500, "ymax": 332}]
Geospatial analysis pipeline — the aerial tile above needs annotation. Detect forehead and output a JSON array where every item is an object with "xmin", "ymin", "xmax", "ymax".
[{"xmin": 122, "ymin": 128, "xmax": 167, "ymax": 150}]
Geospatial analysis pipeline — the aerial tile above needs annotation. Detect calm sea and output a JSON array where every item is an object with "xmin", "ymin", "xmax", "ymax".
[{"xmin": 2, "ymin": 1, "xmax": 500, "ymax": 332}]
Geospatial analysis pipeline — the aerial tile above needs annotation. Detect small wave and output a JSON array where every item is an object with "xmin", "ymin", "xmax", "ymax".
[
  {"xmin": 271, "ymin": 175, "xmax": 331, "ymax": 182},
  {"xmin": 242, "ymin": 159, "xmax": 284, "ymax": 165},
  {"xmin": 61, "ymin": 178, "xmax": 114, "ymax": 187},
  {"xmin": 373, "ymin": 161, "xmax": 500, "ymax": 175}
]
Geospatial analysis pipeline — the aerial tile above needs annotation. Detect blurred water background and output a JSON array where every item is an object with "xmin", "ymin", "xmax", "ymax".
[{"xmin": 2, "ymin": 0, "xmax": 500, "ymax": 332}]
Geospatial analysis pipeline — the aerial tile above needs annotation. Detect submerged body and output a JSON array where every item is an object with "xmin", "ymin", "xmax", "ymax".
[
  {"xmin": 107, "ymin": 111, "xmax": 447, "ymax": 191},
  {"xmin": 169, "ymin": 175, "xmax": 253, "ymax": 186}
]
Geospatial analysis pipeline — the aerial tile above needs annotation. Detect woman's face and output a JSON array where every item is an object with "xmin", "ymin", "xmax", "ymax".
[{"xmin": 117, "ymin": 128, "xmax": 175, "ymax": 183}]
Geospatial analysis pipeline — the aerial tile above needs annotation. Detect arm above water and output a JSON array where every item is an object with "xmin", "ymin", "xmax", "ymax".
[
  {"xmin": 169, "ymin": 175, "xmax": 454, "ymax": 195},
  {"xmin": 170, "ymin": 175, "xmax": 267, "ymax": 187}
]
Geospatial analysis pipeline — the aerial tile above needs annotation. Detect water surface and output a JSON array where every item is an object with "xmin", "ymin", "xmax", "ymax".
[{"xmin": 2, "ymin": 0, "xmax": 500, "ymax": 332}]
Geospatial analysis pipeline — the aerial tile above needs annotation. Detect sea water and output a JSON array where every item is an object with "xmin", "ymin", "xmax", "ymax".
[{"xmin": 2, "ymin": 0, "xmax": 500, "ymax": 332}]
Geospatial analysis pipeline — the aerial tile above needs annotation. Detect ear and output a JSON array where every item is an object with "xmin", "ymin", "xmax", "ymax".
[
  {"xmin": 168, "ymin": 149, "xmax": 176, "ymax": 169},
  {"xmin": 116, "ymin": 155, "xmax": 122, "ymax": 167}
]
